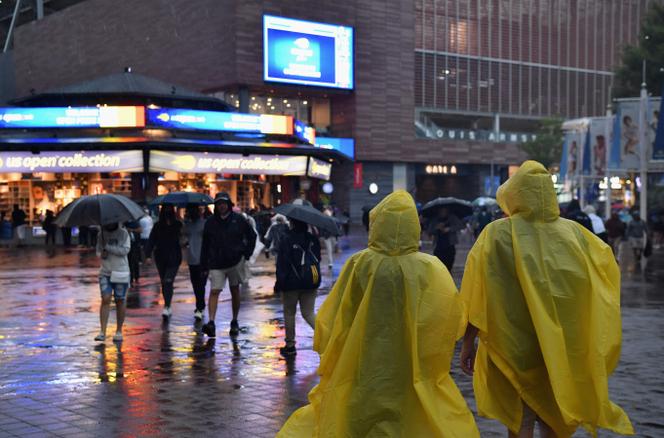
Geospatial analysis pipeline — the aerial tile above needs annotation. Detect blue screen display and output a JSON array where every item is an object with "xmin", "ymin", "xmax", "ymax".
[
  {"xmin": 146, "ymin": 108, "xmax": 293, "ymax": 135},
  {"xmin": 263, "ymin": 15, "xmax": 353, "ymax": 90},
  {"xmin": 315, "ymin": 137, "xmax": 355, "ymax": 159},
  {"xmin": 0, "ymin": 106, "xmax": 145, "ymax": 128}
]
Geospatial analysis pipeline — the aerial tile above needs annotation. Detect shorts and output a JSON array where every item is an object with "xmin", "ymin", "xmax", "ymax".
[
  {"xmin": 629, "ymin": 237, "xmax": 645, "ymax": 249},
  {"xmin": 99, "ymin": 275, "xmax": 128, "ymax": 300},
  {"xmin": 209, "ymin": 260, "xmax": 243, "ymax": 290}
]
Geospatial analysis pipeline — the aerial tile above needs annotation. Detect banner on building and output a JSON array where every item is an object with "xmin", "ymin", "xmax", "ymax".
[
  {"xmin": 353, "ymin": 162, "xmax": 363, "ymax": 188},
  {"xmin": 614, "ymin": 97, "xmax": 662, "ymax": 169},
  {"xmin": 149, "ymin": 150, "xmax": 308, "ymax": 176},
  {"xmin": 653, "ymin": 91, "xmax": 664, "ymax": 160},
  {"xmin": 0, "ymin": 150, "xmax": 144, "ymax": 173},
  {"xmin": 587, "ymin": 118, "xmax": 610, "ymax": 177}
]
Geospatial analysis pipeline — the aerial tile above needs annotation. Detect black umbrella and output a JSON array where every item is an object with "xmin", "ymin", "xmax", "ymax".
[
  {"xmin": 149, "ymin": 192, "xmax": 213, "ymax": 207},
  {"xmin": 54, "ymin": 194, "xmax": 145, "ymax": 227},
  {"xmin": 275, "ymin": 203, "xmax": 340, "ymax": 236},
  {"xmin": 421, "ymin": 197, "xmax": 473, "ymax": 218}
]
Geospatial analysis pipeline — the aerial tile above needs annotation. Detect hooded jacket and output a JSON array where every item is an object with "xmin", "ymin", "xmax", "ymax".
[
  {"xmin": 460, "ymin": 161, "xmax": 633, "ymax": 437},
  {"xmin": 277, "ymin": 190, "xmax": 478, "ymax": 438}
]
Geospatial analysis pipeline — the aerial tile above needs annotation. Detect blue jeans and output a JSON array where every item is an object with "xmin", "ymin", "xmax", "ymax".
[{"xmin": 99, "ymin": 276, "xmax": 128, "ymax": 300}]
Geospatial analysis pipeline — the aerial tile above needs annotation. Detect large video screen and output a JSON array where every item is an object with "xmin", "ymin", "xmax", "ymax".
[{"xmin": 263, "ymin": 15, "xmax": 353, "ymax": 90}]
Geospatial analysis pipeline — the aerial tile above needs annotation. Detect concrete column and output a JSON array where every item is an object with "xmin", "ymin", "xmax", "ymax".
[
  {"xmin": 393, "ymin": 163, "xmax": 407, "ymax": 191},
  {"xmin": 238, "ymin": 86, "xmax": 250, "ymax": 113}
]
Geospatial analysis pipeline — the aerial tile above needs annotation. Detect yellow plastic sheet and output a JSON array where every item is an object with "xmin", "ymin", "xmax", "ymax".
[
  {"xmin": 460, "ymin": 161, "xmax": 634, "ymax": 437},
  {"xmin": 278, "ymin": 190, "xmax": 479, "ymax": 437}
]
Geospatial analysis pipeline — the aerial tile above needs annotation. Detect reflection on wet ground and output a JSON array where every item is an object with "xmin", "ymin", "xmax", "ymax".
[{"xmin": 0, "ymin": 235, "xmax": 662, "ymax": 437}]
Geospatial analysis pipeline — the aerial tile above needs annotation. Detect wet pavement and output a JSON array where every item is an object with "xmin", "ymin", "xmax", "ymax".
[{"xmin": 0, "ymin": 234, "xmax": 662, "ymax": 437}]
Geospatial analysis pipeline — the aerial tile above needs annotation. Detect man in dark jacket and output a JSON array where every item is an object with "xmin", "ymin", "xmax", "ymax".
[
  {"xmin": 201, "ymin": 192, "xmax": 257, "ymax": 338},
  {"xmin": 564, "ymin": 199, "xmax": 593, "ymax": 232}
]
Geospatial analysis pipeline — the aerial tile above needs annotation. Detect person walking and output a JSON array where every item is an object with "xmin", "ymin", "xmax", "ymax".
[
  {"xmin": 459, "ymin": 161, "xmax": 633, "ymax": 438},
  {"xmin": 277, "ymin": 190, "xmax": 478, "ymax": 437},
  {"xmin": 95, "ymin": 222, "xmax": 131, "ymax": 343},
  {"xmin": 428, "ymin": 207, "xmax": 464, "ymax": 272},
  {"xmin": 564, "ymin": 199, "xmax": 593, "ymax": 231},
  {"xmin": 275, "ymin": 219, "xmax": 321, "ymax": 356},
  {"xmin": 583, "ymin": 205, "xmax": 608, "ymax": 242},
  {"xmin": 42, "ymin": 210, "xmax": 57, "ymax": 255},
  {"xmin": 626, "ymin": 212, "xmax": 648, "ymax": 267},
  {"xmin": 200, "ymin": 193, "xmax": 256, "ymax": 338},
  {"xmin": 139, "ymin": 207, "xmax": 153, "ymax": 257},
  {"xmin": 145, "ymin": 205, "xmax": 183, "ymax": 320},
  {"xmin": 321, "ymin": 208, "xmax": 337, "ymax": 270},
  {"xmin": 124, "ymin": 220, "xmax": 143, "ymax": 285},
  {"xmin": 605, "ymin": 212, "xmax": 626, "ymax": 259},
  {"xmin": 473, "ymin": 205, "xmax": 493, "ymax": 239},
  {"xmin": 183, "ymin": 205, "xmax": 208, "ymax": 321},
  {"xmin": 11, "ymin": 204, "xmax": 27, "ymax": 247}
]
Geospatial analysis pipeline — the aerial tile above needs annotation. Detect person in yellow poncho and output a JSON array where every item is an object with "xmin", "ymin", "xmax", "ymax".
[
  {"xmin": 277, "ymin": 190, "xmax": 479, "ymax": 438},
  {"xmin": 459, "ymin": 160, "xmax": 634, "ymax": 438}
]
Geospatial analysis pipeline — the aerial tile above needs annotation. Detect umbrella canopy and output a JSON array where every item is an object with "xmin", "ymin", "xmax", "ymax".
[
  {"xmin": 54, "ymin": 194, "xmax": 145, "ymax": 227},
  {"xmin": 472, "ymin": 197, "xmax": 498, "ymax": 207},
  {"xmin": 275, "ymin": 203, "xmax": 340, "ymax": 236},
  {"xmin": 149, "ymin": 192, "xmax": 214, "ymax": 207},
  {"xmin": 421, "ymin": 197, "xmax": 473, "ymax": 218}
]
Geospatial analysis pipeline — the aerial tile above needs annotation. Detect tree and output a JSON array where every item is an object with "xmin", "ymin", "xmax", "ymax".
[
  {"xmin": 614, "ymin": 3, "xmax": 664, "ymax": 98},
  {"xmin": 518, "ymin": 117, "xmax": 564, "ymax": 170}
]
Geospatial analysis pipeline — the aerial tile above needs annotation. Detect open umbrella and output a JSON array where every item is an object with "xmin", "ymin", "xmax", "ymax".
[
  {"xmin": 54, "ymin": 194, "xmax": 145, "ymax": 227},
  {"xmin": 472, "ymin": 197, "xmax": 498, "ymax": 207},
  {"xmin": 149, "ymin": 192, "xmax": 213, "ymax": 207},
  {"xmin": 421, "ymin": 197, "xmax": 473, "ymax": 218},
  {"xmin": 275, "ymin": 203, "xmax": 340, "ymax": 236}
]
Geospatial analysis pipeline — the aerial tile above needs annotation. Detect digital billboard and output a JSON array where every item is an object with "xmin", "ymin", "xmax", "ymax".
[
  {"xmin": 0, "ymin": 106, "xmax": 145, "ymax": 129},
  {"xmin": 315, "ymin": 137, "xmax": 355, "ymax": 159},
  {"xmin": 146, "ymin": 108, "xmax": 293, "ymax": 135},
  {"xmin": 294, "ymin": 119, "xmax": 316, "ymax": 145},
  {"xmin": 263, "ymin": 15, "xmax": 353, "ymax": 90}
]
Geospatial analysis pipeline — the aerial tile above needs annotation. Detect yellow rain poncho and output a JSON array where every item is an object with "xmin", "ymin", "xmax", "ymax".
[
  {"xmin": 278, "ymin": 190, "xmax": 478, "ymax": 437},
  {"xmin": 460, "ymin": 161, "xmax": 633, "ymax": 437}
]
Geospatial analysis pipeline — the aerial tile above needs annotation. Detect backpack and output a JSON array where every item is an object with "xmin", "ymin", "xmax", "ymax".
[{"xmin": 285, "ymin": 237, "xmax": 321, "ymax": 291}]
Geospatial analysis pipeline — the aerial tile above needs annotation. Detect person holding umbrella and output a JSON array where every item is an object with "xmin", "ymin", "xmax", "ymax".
[
  {"xmin": 95, "ymin": 222, "xmax": 131, "ymax": 342},
  {"xmin": 200, "ymin": 193, "xmax": 257, "ymax": 338},
  {"xmin": 145, "ymin": 205, "xmax": 183, "ymax": 320},
  {"xmin": 54, "ymin": 193, "xmax": 146, "ymax": 342},
  {"xmin": 428, "ymin": 207, "xmax": 464, "ymax": 273}
]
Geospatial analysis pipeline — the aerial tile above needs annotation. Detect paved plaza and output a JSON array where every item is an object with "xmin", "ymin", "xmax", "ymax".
[{"xmin": 0, "ymin": 234, "xmax": 663, "ymax": 437}]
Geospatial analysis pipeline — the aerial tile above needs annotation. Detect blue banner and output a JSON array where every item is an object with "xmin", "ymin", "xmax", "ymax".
[
  {"xmin": 610, "ymin": 108, "xmax": 622, "ymax": 169},
  {"xmin": 654, "ymin": 89, "xmax": 664, "ymax": 160},
  {"xmin": 0, "ymin": 106, "xmax": 145, "ymax": 128},
  {"xmin": 582, "ymin": 130, "xmax": 592, "ymax": 175},
  {"xmin": 560, "ymin": 136, "xmax": 569, "ymax": 178},
  {"xmin": 146, "ymin": 108, "xmax": 293, "ymax": 135},
  {"xmin": 315, "ymin": 137, "xmax": 355, "ymax": 159}
]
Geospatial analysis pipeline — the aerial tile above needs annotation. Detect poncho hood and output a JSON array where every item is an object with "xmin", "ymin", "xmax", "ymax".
[
  {"xmin": 368, "ymin": 190, "xmax": 420, "ymax": 256},
  {"xmin": 497, "ymin": 160, "xmax": 559, "ymax": 222}
]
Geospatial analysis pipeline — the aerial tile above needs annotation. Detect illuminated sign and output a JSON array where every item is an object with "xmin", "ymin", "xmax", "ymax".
[
  {"xmin": 264, "ymin": 15, "xmax": 354, "ymax": 89},
  {"xmin": 294, "ymin": 120, "xmax": 316, "ymax": 145},
  {"xmin": 146, "ymin": 108, "xmax": 293, "ymax": 135},
  {"xmin": 0, "ymin": 150, "xmax": 144, "ymax": 173},
  {"xmin": 315, "ymin": 136, "xmax": 354, "ymax": 159},
  {"xmin": 307, "ymin": 157, "xmax": 332, "ymax": 180},
  {"xmin": 149, "ymin": 150, "xmax": 308, "ymax": 175},
  {"xmin": 0, "ymin": 106, "xmax": 145, "ymax": 128},
  {"xmin": 425, "ymin": 164, "xmax": 457, "ymax": 174}
]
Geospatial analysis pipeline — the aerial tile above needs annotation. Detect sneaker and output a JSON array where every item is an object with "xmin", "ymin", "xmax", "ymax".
[
  {"xmin": 202, "ymin": 321, "xmax": 216, "ymax": 338},
  {"xmin": 194, "ymin": 310, "xmax": 204, "ymax": 321},
  {"xmin": 112, "ymin": 332, "xmax": 123, "ymax": 342},
  {"xmin": 280, "ymin": 345, "xmax": 297, "ymax": 357},
  {"xmin": 229, "ymin": 320, "xmax": 240, "ymax": 336},
  {"xmin": 162, "ymin": 306, "xmax": 172, "ymax": 319},
  {"xmin": 94, "ymin": 333, "xmax": 106, "ymax": 342}
]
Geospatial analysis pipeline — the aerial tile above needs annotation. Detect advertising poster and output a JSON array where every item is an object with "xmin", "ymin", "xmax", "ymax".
[
  {"xmin": 562, "ymin": 131, "xmax": 584, "ymax": 180},
  {"xmin": 615, "ymin": 97, "xmax": 661, "ymax": 169},
  {"xmin": 653, "ymin": 94, "xmax": 664, "ymax": 160},
  {"xmin": 588, "ymin": 118, "xmax": 609, "ymax": 177}
]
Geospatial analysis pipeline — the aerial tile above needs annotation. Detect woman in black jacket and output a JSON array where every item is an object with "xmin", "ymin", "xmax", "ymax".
[
  {"xmin": 146, "ymin": 205, "xmax": 183, "ymax": 320},
  {"xmin": 276, "ymin": 219, "xmax": 321, "ymax": 357}
]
